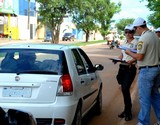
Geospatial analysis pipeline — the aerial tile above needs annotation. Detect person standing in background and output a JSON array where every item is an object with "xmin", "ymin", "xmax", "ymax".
[
  {"xmin": 155, "ymin": 27, "xmax": 160, "ymax": 39},
  {"xmin": 114, "ymin": 24, "xmax": 137, "ymax": 121},
  {"xmin": 106, "ymin": 33, "xmax": 114, "ymax": 45},
  {"xmin": 125, "ymin": 17, "xmax": 160, "ymax": 125}
]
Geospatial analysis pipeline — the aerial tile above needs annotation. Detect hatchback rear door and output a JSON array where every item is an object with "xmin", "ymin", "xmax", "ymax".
[{"xmin": 0, "ymin": 74, "xmax": 60, "ymax": 103}]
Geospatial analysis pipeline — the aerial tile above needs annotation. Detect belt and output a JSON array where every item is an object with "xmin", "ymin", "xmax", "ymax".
[
  {"xmin": 139, "ymin": 65, "xmax": 160, "ymax": 70},
  {"xmin": 120, "ymin": 64, "xmax": 135, "ymax": 68}
]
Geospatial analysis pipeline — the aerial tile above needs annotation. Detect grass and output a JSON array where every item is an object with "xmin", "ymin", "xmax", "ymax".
[{"xmin": 69, "ymin": 40, "xmax": 106, "ymax": 46}]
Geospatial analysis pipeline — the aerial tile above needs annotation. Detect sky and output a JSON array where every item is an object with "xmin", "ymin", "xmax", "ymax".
[{"xmin": 111, "ymin": 0, "xmax": 152, "ymax": 23}]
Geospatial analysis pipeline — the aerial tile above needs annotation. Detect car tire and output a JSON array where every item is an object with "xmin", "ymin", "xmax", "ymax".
[
  {"xmin": 94, "ymin": 86, "xmax": 102, "ymax": 115},
  {"xmin": 72, "ymin": 104, "xmax": 82, "ymax": 125}
]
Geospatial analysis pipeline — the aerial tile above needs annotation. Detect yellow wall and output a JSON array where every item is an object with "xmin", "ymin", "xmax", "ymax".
[{"xmin": 3, "ymin": 14, "xmax": 19, "ymax": 40}]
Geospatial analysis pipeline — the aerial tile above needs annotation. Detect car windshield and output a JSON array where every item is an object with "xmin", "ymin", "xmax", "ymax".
[
  {"xmin": 64, "ymin": 33, "xmax": 72, "ymax": 36},
  {"xmin": 0, "ymin": 49, "xmax": 68, "ymax": 75},
  {"xmin": 46, "ymin": 34, "xmax": 51, "ymax": 37}
]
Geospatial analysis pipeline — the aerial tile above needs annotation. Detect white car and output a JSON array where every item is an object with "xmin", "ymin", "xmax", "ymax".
[{"xmin": 0, "ymin": 44, "xmax": 103, "ymax": 125}]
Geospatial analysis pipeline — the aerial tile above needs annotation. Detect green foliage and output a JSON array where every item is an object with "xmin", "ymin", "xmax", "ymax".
[
  {"xmin": 71, "ymin": 0, "xmax": 121, "ymax": 42},
  {"xmin": 70, "ymin": 40, "xmax": 106, "ymax": 46},
  {"xmin": 115, "ymin": 18, "xmax": 134, "ymax": 32},
  {"xmin": 37, "ymin": 0, "xmax": 121, "ymax": 43},
  {"xmin": 141, "ymin": 0, "xmax": 160, "ymax": 27},
  {"xmin": 97, "ymin": 0, "xmax": 121, "ymax": 39},
  {"xmin": 148, "ymin": 13, "xmax": 160, "ymax": 28},
  {"xmin": 36, "ymin": 0, "xmax": 72, "ymax": 43},
  {"xmin": 120, "ymin": 34, "xmax": 125, "ymax": 40}
]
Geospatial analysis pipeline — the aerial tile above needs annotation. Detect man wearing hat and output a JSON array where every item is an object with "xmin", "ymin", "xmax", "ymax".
[
  {"xmin": 125, "ymin": 17, "xmax": 160, "ymax": 125},
  {"xmin": 155, "ymin": 27, "xmax": 160, "ymax": 39},
  {"xmin": 114, "ymin": 24, "xmax": 137, "ymax": 121}
]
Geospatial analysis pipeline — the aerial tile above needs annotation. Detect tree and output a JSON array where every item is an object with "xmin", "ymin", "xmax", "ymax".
[
  {"xmin": 36, "ymin": 0, "xmax": 72, "ymax": 44},
  {"xmin": 71, "ymin": 0, "xmax": 121, "ymax": 42},
  {"xmin": 141, "ymin": 0, "xmax": 160, "ymax": 28},
  {"xmin": 37, "ymin": 0, "xmax": 121, "ymax": 43},
  {"xmin": 115, "ymin": 18, "xmax": 134, "ymax": 33},
  {"xmin": 97, "ymin": 0, "xmax": 121, "ymax": 40},
  {"xmin": 71, "ymin": 0, "xmax": 98, "ymax": 42}
]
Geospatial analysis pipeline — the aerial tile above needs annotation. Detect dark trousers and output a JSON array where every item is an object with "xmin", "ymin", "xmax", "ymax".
[{"xmin": 116, "ymin": 64, "xmax": 137, "ymax": 114}]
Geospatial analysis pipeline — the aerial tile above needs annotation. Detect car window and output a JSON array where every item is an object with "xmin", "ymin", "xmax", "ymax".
[
  {"xmin": 64, "ymin": 33, "xmax": 71, "ymax": 36},
  {"xmin": 0, "ymin": 49, "xmax": 67, "ymax": 75},
  {"xmin": 78, "ymin": 49, "xmax": 95, "ymax": 73},
  {"xmin": 71, "ymin": 49, "xmax": 86, "ymax": 75}
]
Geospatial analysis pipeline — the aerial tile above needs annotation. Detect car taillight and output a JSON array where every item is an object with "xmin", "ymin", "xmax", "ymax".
[
  {"xmin": 54, "ymin": 118, "xmax": 65, "ymax": 124},
  {"xmin": 57, "ymin": 74, "xmax": 73, "ymax": 96}
]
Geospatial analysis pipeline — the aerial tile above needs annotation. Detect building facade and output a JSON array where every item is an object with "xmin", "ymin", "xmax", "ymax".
[
  {"xmin": 0, "ymin": 0, "xmax": 37, "ymax": 40},
  {"xmin": 0, "ymin": 0, "xmax": 102, "ymax": 41}
]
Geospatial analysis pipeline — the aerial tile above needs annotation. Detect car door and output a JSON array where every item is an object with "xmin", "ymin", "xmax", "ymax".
[
  {"xmin": 71, "ymin": 48, "xmax": 99, "ymax": 114},
  {"xmin": 77, "ymin": 49, "xmax": 99, "ymax": 109},
  {"xmin": 71, "ymin": 49, "xmax": 93, "ymax": 113}
]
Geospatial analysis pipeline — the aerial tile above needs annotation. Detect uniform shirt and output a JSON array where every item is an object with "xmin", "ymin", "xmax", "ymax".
[
  {"xmin": 137, "ymin": 30, "xmax": 160, "ymax": 67},
  {"xmin": 121, "ymin": 39, "xmax": 138, "ymax": 62}
]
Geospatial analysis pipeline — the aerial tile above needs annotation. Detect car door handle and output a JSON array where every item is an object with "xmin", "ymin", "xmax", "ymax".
[
  {"xmin": 91, "ymin": 78, "xmax": 94, "ymax": 81},
  {"xmin": 81, "ymin": 80, "xmax": 85, "ymax": 84}
]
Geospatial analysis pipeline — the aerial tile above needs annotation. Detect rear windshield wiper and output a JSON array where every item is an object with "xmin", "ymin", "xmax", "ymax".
[{"xmin": 16, "ymin": 70, "xmax": 58, "ymax": 75}]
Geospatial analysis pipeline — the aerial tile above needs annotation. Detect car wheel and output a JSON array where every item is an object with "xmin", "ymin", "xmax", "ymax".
[
  {"xmin": 94, "ymin": 86, "xmax": 102, "ymax": 115},
  {"xmin": 72, "ymin": 104, "xmax": 82, "ymax": 125}
]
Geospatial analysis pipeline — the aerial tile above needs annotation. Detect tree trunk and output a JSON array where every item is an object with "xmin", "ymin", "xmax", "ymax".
[
  {"xmin": 51, "ymin": 24, "xmax": 61, "ymax": 44},
  {"xmin": 85, "ymin": 31, "xmax": 90, "ymax": 42},
  {"xmin": 50, "ymin": 18, "xmax": 63, "ymax": 44}
]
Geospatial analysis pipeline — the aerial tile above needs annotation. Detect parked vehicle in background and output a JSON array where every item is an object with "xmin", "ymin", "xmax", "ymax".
[
  {"xmin": 62, "ymin": 33, "xmax": 75, "ymax": 41},
  {"xmin": 43, "ymin": 34, "xmax": 52, "ymax": 42},
  {"xmin": 0, "ymin": 44, "xmax": 104, "ymax": 125}
]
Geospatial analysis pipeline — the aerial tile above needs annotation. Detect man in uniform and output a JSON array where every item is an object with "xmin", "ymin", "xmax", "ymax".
[{"xmin": 125, "ymin": 17, "xmax": 160, "ymax": 125}]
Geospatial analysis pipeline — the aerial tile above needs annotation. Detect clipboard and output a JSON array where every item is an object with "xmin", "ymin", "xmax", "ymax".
[{"xmin": 108, "ymin": 57, "xmax": 127, "ymax": 63}]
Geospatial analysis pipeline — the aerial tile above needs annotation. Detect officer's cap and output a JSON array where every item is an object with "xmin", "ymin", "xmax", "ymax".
[
  {"xmin": 132, "ymin": 17, "xmax": 146, "ymax": 27},
  {"xmin": 124, "ymin": 24, "xmax": 135, "ymax": 31},
  {"xmin": 155, "ymin": 27, "xmax": 160, "ymax": 32}
]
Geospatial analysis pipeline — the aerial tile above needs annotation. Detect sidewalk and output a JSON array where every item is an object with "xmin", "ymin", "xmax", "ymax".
[
  {"xmin": 0, "ymin": 39, "xmax": 40, "ymax": 46},
  {"xmin": 0, "ymin": 38, "xmax": 84, "ymax": 46}
]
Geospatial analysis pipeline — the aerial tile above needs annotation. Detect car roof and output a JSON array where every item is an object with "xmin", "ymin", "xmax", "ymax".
[{"xmin": 0, "ymin": 43, "xmax": 79, "ymax": 50}]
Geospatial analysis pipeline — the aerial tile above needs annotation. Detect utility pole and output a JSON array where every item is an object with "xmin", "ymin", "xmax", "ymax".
[
  {"xmin": 28, "ymin": 0, "xmax": 30, "ymax": 39},
  {"xmin": 28, "ymin": 0, "xmax": 30, "ymax": 30}
]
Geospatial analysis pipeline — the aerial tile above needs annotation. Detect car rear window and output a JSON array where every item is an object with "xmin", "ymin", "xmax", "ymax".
[{"xmin": 0, "ymin": 49, "xmax": 68, "ymax": 75}]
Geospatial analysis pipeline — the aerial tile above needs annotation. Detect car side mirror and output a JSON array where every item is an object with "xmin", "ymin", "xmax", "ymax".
[{"xmin": 94, "ymin": 64, "xmax": 104, "ymax": 71}]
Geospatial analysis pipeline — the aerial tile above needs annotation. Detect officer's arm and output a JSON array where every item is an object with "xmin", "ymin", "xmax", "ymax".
[{"xmin": 125, "ymin": 50, "xmax": 144, "ymax": 61}]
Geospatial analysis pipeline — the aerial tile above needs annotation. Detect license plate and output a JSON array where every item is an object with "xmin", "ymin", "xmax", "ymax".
[{"xmin": 3, "ymin": 87, "xmax": 32, "ymax": 98}]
